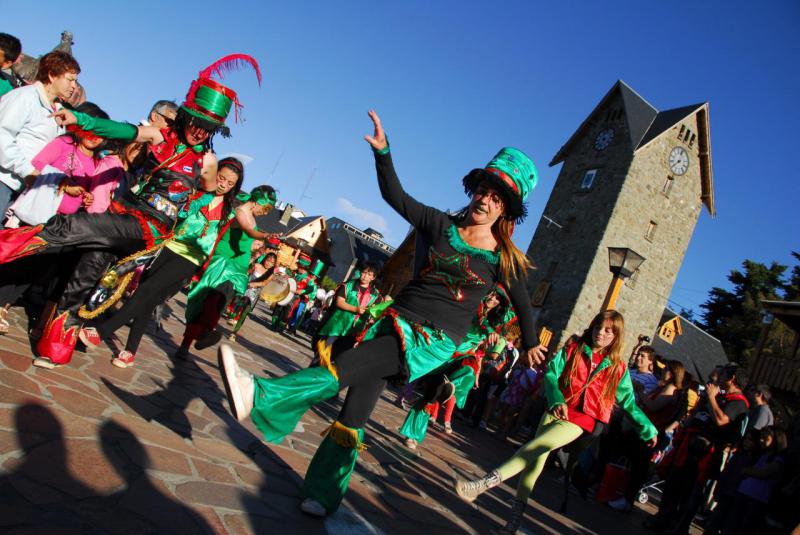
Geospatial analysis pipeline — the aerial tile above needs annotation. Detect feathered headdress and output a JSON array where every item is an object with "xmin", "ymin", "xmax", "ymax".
[{"xmin": 181, "ymin": 54, "xmax": 262, "ymax": 132}]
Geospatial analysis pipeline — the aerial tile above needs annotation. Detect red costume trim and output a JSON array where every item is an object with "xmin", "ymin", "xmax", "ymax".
[
  {"xmin": 486, "ymin": 167, "xmax": 520, "ymax": 194},
  {"xmin": 109, "ymin": 201, "xmax": 166, "ymax": 249},
  {"xmin": 0, "ymin": 224, "xmax": 47, "ymax": 263}
]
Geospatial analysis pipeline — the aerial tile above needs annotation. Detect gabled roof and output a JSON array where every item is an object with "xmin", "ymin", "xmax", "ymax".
[
  {"xmin": 650, "ymin": 307, "xmax": 728, "ymax": 382},
  {"xmin": 636, "ymin": 104, "xmax": 704, "ymax": 149},
  {"xmin": 254, "ymin": 208, "xmax": 300, "ymax": 235},
  {"xmin": 550, "ymin": 80, "xmax": 657, "ymax": 166},
  {"xmin": 285, "ymin": 216, "xmax": 323, "ymax": 237},
  {"xmin": 549, "ymin": 81, "xmax": 716, "ymax": 216}
]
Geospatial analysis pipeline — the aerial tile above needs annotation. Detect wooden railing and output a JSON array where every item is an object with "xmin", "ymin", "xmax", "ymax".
[{"xmin": 750, "ymin": 355, "xmax": 800, "ymax": 394}]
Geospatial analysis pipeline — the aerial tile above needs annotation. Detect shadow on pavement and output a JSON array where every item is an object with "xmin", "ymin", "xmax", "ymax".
[{"xmin": 0, "ymin": 403, "xmax": 213, "ymax": 534}]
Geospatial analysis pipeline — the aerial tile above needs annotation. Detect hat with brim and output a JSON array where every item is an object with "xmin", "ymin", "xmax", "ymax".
[
  {"xmin": 180, "ymin": 54, "xmax": 262, "ymax": 135},
  {"xmin": 463, "ymin": 147, "xmax": 538, "ymax": 222}
]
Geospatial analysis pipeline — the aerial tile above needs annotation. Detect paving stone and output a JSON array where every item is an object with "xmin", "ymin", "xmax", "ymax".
[
  {"xmin": 0, "ymin": 350, "xmax": 31, "ymax": 372},
  {"xmin": 193, "ymin": 437, "xmax": 253, "ymax": 466},
  {"xmin": 0, "ymin": 369, "xmax": 42, "ymax": 396},
  {"xmin": 121, "ymin": 439, "xmax": 193, "ymax": 477},
  {"xmin": 192, "ymin": 458, "xmax": 236, "ymax": 484},
  {"xmin": 174, "ymin": 480, "xmax": 244, "ymax": 509},
  {"xmin": 45, "ymin": 386, "xmax": 108, "ymax": 420},
  {"xmin": 119, "ymin": 475, "xmax": 212, "ymax": 534},
  {"xmin": 193, "ymin": 505, "xmax": 228, "ymax": 535},
  {"xmin": 232, "ymin": 464, "xmax": 264, "ymax": 488}
]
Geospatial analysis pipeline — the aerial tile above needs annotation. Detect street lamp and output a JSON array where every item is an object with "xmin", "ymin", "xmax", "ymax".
[{"xmin": 602, "ymin": 247, "xmax": 645, "ymax": 311}]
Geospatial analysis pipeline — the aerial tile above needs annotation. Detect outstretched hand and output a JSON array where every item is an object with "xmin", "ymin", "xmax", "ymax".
[
  {"xmin": 364, "ymin": 110, "xmax": 388, "ymax": 151},
  {"xmin": 51, "ymin": 108, "xmax": 77, "ymax": 127}
]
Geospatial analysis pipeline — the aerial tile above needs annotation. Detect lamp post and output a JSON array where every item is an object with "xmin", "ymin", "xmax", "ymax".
[{"xmin": 602, "ymin": 247, "xmax": 645, "ymax": 311}]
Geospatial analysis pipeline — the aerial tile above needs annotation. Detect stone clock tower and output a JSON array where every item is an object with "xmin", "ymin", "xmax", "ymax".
[{"xmin": 526, "ymin": 80, "xmax": 715, "ymax": 354}]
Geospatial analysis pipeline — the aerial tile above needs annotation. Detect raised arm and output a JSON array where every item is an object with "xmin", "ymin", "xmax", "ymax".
[
  {"xmin": 234, "ymin": 202, "xmax": 274, "ymax": 240},
  {"xmin": 364, "ymin": 110, "xmax": 444, "ymax": 232}
]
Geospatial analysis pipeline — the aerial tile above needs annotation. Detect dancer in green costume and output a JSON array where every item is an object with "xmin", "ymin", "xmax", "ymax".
[
  {"xmin": 219, "ymin": 110, "xmax": 546, "ymax": 518},
  {"xmin": 176, "ymin": 185, "xmax": 277, "ymax": 357},
  {"xmin": 312, "ymin": 263, "xmax": 380, "ymax": 361},
  {"xmin": 94, "ymin": 157, "xmax": 247, "ymax": 368},
  {"xmin": 399, "ymin": 286, "xmax": 516, "ymax": 448}
]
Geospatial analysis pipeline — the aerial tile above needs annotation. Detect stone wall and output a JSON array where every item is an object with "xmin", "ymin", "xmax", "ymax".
[{"xmin": 527, "ymin": 97, "xmax": 706, "ymax": 355}]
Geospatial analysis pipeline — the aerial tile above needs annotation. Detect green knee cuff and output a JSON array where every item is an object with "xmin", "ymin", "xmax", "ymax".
[
  {"xmin": 399, "ymin": 406, "xmax": 430, "ymax": 443},
  {"xmin": 302, "ymin": 424, "xmax": 364, "ymax": 514}
]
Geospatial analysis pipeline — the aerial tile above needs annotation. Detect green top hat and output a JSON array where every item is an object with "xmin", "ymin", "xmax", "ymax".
[
  {"xmin": 181, "ymin": 54, "xmax": 262, "ymax": 131},
  {"xmin": 463, "ymin": 147, "xmax": 538, "ymax": 221},
  {"xmin": 310, "ymin": 259, "xmax": 325, "ymax": 278}
]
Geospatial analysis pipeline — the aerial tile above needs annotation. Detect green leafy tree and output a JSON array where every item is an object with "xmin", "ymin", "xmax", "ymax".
[{"xmin": 700, "ymin": 258, "xmax": 792, "ymax": 366}]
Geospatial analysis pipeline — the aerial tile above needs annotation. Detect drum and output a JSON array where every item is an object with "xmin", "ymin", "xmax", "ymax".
[{"xmin": 259, "ymin": 273, "xmax": 297, "ymax": 306}]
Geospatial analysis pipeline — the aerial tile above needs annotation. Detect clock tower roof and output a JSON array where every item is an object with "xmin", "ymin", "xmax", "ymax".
[
  {"xmin": 549, "ymin": 80, "xmax": 657, "ymax": 167},
  {"xmin": 549, "ymin": 81, "xmax": 715, "ymax": 216}
]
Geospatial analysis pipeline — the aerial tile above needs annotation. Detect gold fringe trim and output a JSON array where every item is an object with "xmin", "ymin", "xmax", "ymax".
[
  {"xmin": 316, "ymin": 339, "xmax": 339, "ymax": 381},
  {"xmin": 77, "ymin": 240, "xmax": 172, "ymax": 319},
  {"xmin": 321, "ymin": 421, "xmax": 366, "ymax": 451}
]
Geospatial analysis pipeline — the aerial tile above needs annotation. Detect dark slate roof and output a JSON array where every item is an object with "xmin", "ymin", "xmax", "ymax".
[
  {"xmin": 348, "ymin": 232, "xmax": 391, "ymax": 267},
  {"xmin": 651, "ymin": 307, "xmax": 729, "ymax": 383},
  {"xmin": 550, "ymin": 80, "xmax": 657, "ymax": 166},
  {"xmin": 254, "ymin": 208, "xmax": 300, "ymax": 235},
  {"xmin": 637, "ymin": 104, "xmax": 705, "ymax": 149}
]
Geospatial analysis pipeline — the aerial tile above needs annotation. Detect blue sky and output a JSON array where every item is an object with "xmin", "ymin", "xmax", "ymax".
[{"xmin": 5, "ymin": 1, "xmax": 799, "ymax": 314}]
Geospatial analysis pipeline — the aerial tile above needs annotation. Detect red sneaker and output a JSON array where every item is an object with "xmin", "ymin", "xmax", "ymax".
[
  {"xmin": 112, "ymin": 350, "xmax": 136, "ymax": 368},
  {"xmin": 79, "ymin": 327, "xmax": 102, "ymax": 346}
]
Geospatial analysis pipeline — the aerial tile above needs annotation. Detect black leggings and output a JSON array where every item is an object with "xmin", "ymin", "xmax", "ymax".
[
  {"xmin": 98, "ymin": 249, "xmax": 196, "ymax": 353},
  {"xmin": 333, "ymin": 334, "xmax": 404, "ymax": 429}
]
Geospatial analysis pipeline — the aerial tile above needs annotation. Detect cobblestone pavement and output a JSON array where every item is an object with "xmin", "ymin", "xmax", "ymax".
[{"xmin": 0, "ymin": 294, "xmax": 692, "ymax": 534}]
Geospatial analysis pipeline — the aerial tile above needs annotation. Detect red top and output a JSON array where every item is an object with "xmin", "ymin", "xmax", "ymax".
[{"xmin": 565, "ymin": 350, "xmax": 605, "ymax": 433}]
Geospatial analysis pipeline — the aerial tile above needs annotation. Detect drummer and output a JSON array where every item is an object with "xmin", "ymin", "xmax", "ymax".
[
  {"xmin": 313, "ymin": 263, "xmax": 381, "ymax": 361},
  {"xmin": 226, "ymin": 252, "xmax": 278, "ymax": 341}
]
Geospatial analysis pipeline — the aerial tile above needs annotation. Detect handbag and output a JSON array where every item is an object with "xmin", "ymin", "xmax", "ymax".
[
  {"xmin": 5, "ymin": 165, "xmax": 65, "ymax": 227},
  {"xmin": 595, "ymin": 458, "xmax": 631, "ymax": 503}
]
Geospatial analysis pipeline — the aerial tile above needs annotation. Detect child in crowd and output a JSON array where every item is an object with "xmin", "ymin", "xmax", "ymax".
[
  {"xmin": 455, "ymin": 310, "xmax": 656, "ymax": 534},
  {"xmin": 495, "ymin": 358, "xmax": 540, "ymax": 440},
  {"xmin": 6, "ymin": 102, "xmax": 123, "ymax": 226}
]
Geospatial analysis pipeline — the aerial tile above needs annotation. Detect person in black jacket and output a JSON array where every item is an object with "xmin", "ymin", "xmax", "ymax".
[{"xmin": 218, "ymin": 110, "xmax": 546, "ymax": 518}]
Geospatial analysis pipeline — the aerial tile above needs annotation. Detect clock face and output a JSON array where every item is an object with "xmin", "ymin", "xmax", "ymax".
[
  {"xmin": 669, "ymin": 147, "xmax": 690, "ymax": 175},
  {"xmin": 594, "ymin": 128, "xmax": 615, "ymax": 151}
]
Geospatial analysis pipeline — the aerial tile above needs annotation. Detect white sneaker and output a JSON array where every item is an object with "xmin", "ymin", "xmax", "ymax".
[
  {"xmin": 218, "ymin": 344, "xmax": 254, "ymax": 421},
  {"xmin": 607, "ymin": 496, "xmax": 632, "ymax": 512},
  {"xmin": 32, "ymin": 357, "xmax": 58, "ymax": 370},
  {"xmin": 300, "ymin": 498, "xmax": 327, "ymax": 517}
]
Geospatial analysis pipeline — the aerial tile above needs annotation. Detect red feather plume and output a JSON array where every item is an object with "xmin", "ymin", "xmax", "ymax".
[{"xmin": 198, "ymin": 54, "xmax": 262, "ymax": 86}]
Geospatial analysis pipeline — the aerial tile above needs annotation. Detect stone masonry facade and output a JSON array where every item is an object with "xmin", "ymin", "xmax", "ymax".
[{"xmin": 526, "ymin": 82, "xmax": 710, "ymax": 355}]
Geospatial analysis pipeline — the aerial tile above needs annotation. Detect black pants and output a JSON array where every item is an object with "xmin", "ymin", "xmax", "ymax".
[
  {"xmin": 333, "ymin": 334, "xmax": 404, "ymax": 429},
  {"xmin": 0, "ymin": 212, "xmax": 146, "ymax": 320},
  {"xmin": 98, "ymin": 249, "xmax": 196, "ymax": 353}
]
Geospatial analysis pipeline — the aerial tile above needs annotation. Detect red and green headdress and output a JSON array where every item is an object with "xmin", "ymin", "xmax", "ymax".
[
  {"xmin": 181, "ymin": 54, "xmax": 262, "ymax": 136},
  {"xmin": 463, "ymin": 147, "xmax": 538, "ymax": 222},
  {"xmin": 296, "ymin": 254, "xmax": 312, "ymax": 269}
]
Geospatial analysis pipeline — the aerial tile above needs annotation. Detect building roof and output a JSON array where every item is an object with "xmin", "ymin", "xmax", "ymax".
[
  {"xmin": 761, "ymin": 299, "xmax": 800, "ymax": 332},
  {"xmin": 549, "ymin": 80, "xmax": 715, "ymax": 216},
  {"xmin": 254, "ymin": 206, "xmax": 300, "ymax": 235},
  {"xmin": 650, "ymin": 307, "xmax": 728, "ymax": 382}
]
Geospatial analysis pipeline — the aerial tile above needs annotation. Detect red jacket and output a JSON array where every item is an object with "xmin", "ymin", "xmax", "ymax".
[{"xmin": 544, "ymin": 341, "xmax": 655, "ymax": 440}]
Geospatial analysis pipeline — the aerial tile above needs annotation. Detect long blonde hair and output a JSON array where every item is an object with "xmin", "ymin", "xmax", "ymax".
[
  {"xmin": 560, "ymin": 310, "xmax": 626, "ymax": 404},
  {"xmin": 493, "ymin": 218, "xmax": 532, "ymax": 284}
]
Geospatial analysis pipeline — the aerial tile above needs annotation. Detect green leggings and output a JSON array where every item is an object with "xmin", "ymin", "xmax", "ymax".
[{"xmin": 495, "ymin": 412, "xmax": 584, "ymax": 501}]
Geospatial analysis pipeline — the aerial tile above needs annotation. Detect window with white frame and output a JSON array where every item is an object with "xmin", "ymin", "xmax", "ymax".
[{"xmin": 580, "ymin": 169, "xmax": 598, "ymax": 190}]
